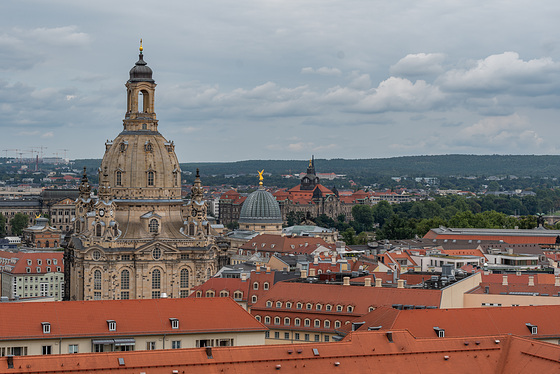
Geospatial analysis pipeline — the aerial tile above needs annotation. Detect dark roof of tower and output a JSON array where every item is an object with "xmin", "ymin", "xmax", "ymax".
[
  {"xmin": 239, "ymin": 187, "xmax": 282, "ymax": 224},
  {"xmin": 129, "ymin": 53, "xmax": 154, "ymax": 83}
]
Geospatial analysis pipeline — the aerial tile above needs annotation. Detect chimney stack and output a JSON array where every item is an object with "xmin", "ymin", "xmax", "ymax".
[
  {"xmin": 309, "ymin": 268, "xmax": 316, "ymax": 277},
  {"xmin": 364, "ymin": 277, "xmax": 372, "ymax": 287},
  {"xmin": 241, "ymin": 273, "xmax": 247, "ymax": 282},
  {"xmin": 502, "ymin": 275, "xmax": 508, "ymax": 286},
  {"xmin": 528, "ymin": 275, "xmax": 535, "ymax": 287},
  {"xmin": 397, "ymin": 279, "xmax": 405, "ymax": 289},
  {"xmin": 314, "ymin": 256, "xmax": 319, "ymax": 265},
  {"xmin": 343, "ymin": 277, "xmax": 350, "ymax": 286},
  {"xmin": 301, "ymin": 269, "xmax": 307, "ymax": 279},
  {"xmin": 555, "ymin": 276, "xmax": 560, "ymax": 287},
  {"xmin": 375, "ymin": 278, "xmax": 382, "ymax": 288}
]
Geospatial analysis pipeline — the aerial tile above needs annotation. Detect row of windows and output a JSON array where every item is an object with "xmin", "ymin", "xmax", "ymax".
[
  {"xmin": 25, "ymin": 266, "xmax": 62, "ymax": 273},
  {"xmin": 256, "ymin": 315, "xmax": 342, "ymax": 329},
  {"xmin": 196, "ymin": 290, "xmax": 244, "ymax": 299},
  {"xmin": 252, "ymin": 282, "xmax": 270, "ymax": 290},
  {"xmin": 265, "ymin": 331, "xmax": 330, "ymax": 342},
  {"xmin": 94, "ymin": 268, "xmax": 191, "ymax": 291},
  {"xmin": 265, "ymin": 300, "xmax": 355, "ymax": 313},
  {"xmin": 26, "ymin": 259, "xmax": 58, "ymax": 266},
  {"xmin": 114, "ymin": 170, "xmax": 179, "ymax": 187}
]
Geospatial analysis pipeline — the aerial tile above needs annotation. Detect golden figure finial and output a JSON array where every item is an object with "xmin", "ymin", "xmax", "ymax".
[
  {"xmin": 257, "ymin": 169, "xmax": 265, "ymax": 186},
  {"xmin": 308, "ymin": 158, "xmax": 312, "ymax": 167},
  {"xmin": 139, "ymin": 38, "xmax": 143, "ymax": 52},
  {"xmin": 35, "ymin": 214, "xmax": 41, "ymax": 219}
]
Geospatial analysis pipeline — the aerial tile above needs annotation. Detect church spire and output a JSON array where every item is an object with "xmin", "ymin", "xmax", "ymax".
[{"xmin": 78, "ymin": 167, "xmax": 91, "ymax": 199}]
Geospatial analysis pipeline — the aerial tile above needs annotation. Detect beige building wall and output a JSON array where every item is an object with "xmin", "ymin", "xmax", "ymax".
[
  {"xmin": 0, "ymin": 331, "xmax": 265, "ymax": 357},
  {"xmin": 463, "ymin": 293, "xmax": 560, "ymax": 308},
  {"xmin": 440, "ymin": 272, "xmax": 482, "ymax": 309}
]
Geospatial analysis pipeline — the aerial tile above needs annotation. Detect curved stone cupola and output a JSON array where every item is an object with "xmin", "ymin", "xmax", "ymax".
[{"xmin": 99, "ymin": 42, "xmax": 182, "ymax": 201}]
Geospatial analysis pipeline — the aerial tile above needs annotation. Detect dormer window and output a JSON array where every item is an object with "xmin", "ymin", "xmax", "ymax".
[
  {"xmin": 42, "ymin": 322, "xmax": 51, "ymax": 334},
  {"xmin": 107, "ymin": 320, "xmax": 116, "ymax": 331},
  {"xmin": 276, "ymin": 301, "xmax": 282, "ymax": 308},
  {"xmin": 37, "ymin": 259, "xmax": 42, "ymax": 265},
  {"xmin": 266, "ymin": 300, "xmax": 272, "ymax": 307},
  {"xmin": 27, "ymin": 259, "xmax": 32, "ymax": 265},
  {"xmin": 433, "ymin": 327, "xmax": 445, "ymax": 338},
  {"xmin": 526, "ymin": 323, "xmax": 538, "ymax": 335},
  {"xmin": 263, "ymin": 282, "xmax": 269, "ymax": 290},
  {"xmin": 170, "ymin": 318, "xmax": 179, "ymax": 329}
]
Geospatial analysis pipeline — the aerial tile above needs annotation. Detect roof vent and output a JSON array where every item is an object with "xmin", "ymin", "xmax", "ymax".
[
  {"xmin": 386, "ymin": 331, "xmax": 393, "ymax": 343},
  {"xmin": 368, "ymin": 326, "xmax": 382, "ymax": 331}
]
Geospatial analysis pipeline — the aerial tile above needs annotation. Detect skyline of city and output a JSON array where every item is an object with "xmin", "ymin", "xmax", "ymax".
[{"xmin": 1, "ymin": 1, "xmax": 560, "ymax": 163}]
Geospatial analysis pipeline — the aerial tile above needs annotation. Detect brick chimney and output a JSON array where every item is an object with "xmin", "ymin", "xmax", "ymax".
[
  {"xmin": 314, "ymin": 256, "xmax": 319, "ymax": 265},
  {"xmin": 343, "ymin": 277, "xmax": 350, "ymax": 286},
  {"xmin": 364, "ymin": 277, "xmax": 372, "ymax": 287},
  {"xmin": 502, "ymin": 275, "xmax": 508, "ymax": 286},
  {"xmin": 555, "ymin": 276, "xmax": 560, "ymax": 287},
  {"xmin": 375, "ymin": 278, "xmax": 382, "ymax": 287},
  {"xmin": 528, "ymin": 275, "xmax": 535, "ymax": 287}
]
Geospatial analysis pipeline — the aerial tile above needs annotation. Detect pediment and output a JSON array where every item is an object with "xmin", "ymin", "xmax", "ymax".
[{"xmin": 134, "ymin": 240, "xmax": 179, "ymax": 255}]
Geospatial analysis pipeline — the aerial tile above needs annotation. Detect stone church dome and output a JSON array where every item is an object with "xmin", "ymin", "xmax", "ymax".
[{"xmin": 239, "ymin": 187, "xmax": 282, "ymax": 224}]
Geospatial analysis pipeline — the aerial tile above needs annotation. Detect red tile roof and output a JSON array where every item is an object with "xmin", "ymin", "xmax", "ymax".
[
  {"xmin": 0, "ymin": 297, "xmax": 265, "ymax": 340},
  {"xmin": 3, "ymin": 331, "xmax": 558, "ymax": 373},
  {"xmin": 252, "ymin": 281, "xmax": 442, "ymax": 313},
  {"xmin": 0, "ymin": 250, "xmax": 63, "ymax": 274},
  {"xmin": 351, "ymin": 305, "xmax": 560, "ymax": 340},
  {"xmin": 240, "ymin": 234, "xmax": 335, "ymax": 254},
  {"xmin": 190, "ymin": 277, "xmax": 250, "ymax": 301}
]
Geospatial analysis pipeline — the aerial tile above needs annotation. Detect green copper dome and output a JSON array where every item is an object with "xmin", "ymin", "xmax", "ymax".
[{"xmin": 239, "ymin": 187, "xmax": 282, "ymax": 224}]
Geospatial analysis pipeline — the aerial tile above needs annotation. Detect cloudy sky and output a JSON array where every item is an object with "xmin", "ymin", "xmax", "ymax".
[{"xmin": 1, "ymin": 1, "xmax": 560, "ymax": 162}]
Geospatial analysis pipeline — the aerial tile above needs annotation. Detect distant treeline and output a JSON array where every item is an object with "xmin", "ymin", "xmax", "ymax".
[{"xmin": 73, "ymin": 155, "xmax": 560, "ymax": 178}]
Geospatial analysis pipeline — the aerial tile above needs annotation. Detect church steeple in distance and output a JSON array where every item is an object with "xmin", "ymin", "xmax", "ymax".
[{"xmin": 301, "ymin": 155, "xmax": 320, "ymax": 190}]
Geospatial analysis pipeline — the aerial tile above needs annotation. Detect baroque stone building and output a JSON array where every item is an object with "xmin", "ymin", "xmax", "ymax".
[{"xmin": 64, "ymin": 46, "xmax": 225, "ymax": 301}]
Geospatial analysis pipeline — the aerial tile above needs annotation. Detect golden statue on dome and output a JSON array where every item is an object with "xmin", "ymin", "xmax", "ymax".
[{"xmin": 258, "ymin": 169, "xmax": 265, "ymax": 186}]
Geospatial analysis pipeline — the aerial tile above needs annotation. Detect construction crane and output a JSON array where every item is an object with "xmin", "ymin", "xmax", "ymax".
[{"xmin": 59, "ymin": 148, "xmax": 70, "ymax": 160}]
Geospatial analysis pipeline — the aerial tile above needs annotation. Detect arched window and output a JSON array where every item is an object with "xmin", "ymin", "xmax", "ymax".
[
  {"xmin": 116, "ymin": 171, "xmax": 122, "ymax": 186},
  {"xmin": 180, "ymin": 269, "xmax": 189, "ymax": 288},
  {"xmin": 263, "ymin": 282, "xmax": 269, "ymax": 290},
  {"xmin": 295, "ymin": 318, "xmax": 301, "ymax": 326},
  {"xmin": 324, "ymin": 320, "xmax": 331, "ymax": 328},
  {"xmin": 96, "ymin": 224, "xmax": 102, "ymax": 237},
  {"xmin": 220, "ymin": 290, "xmax": 229, "ymax": 297},
  {"xmin": 45, "ymin": 240, "xmax": 49, "ymax": 248},
  {"xmin": 274, "ymin": 317, "xmax": 280, "ymax": 325},
  {"xmin": 94, "ymin": 270, "xmax": 102, "ymax": 290},
  {"xmin": 251, "ymin": 295, "xmax": 257, "ymax": 303},
  {"xmin": 152, "ymin": 269, "xmax": 161, "ymax": 289},
  {"xmin": 149, "ymin": 219, "xmax": 159, "ymax": 234},
  {"xmin": 207, "ymin": 268, "xmax": 212, "ymax": 280},
  {"xmin": 121, "ymin": 270, "xmax": 130, "ymax": 290},
  {"xmin": 314, "ymin": 319, "xmax": 320, "ymax": 328},
  {"xmin": 147, "ymin": 171, "xmax": 154, "ymax": 186},
  {"xmin": 264, "ymin": 316, "xmax": 271, "ymax": 324},
  {"xmin": 284, "ymin": 317, "xmax": 290, "ymax": 325}
]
